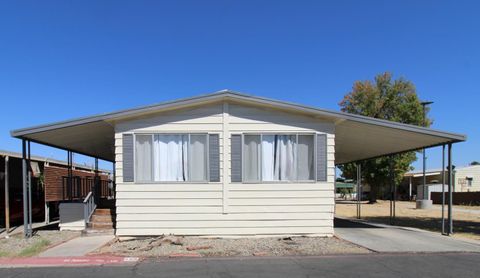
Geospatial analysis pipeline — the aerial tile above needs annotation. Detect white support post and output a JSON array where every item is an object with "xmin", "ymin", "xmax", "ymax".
[
  {"xmin": 45, "ymin": 202, "xmax": 50, "ymax": 225},
  {"xmin": 409, "ymin": 176, "xmax": 412, "ymax": 201}
]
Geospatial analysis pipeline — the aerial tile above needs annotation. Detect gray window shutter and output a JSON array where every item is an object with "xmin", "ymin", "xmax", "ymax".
[
  {"xmin": 123, "ymin": 134, "xmax": 134, "ymax": 182},
  {"xmin": 209, "ymin": 134, "xmax": 220, "ymax": 182},
  {"xmin": 231, "ymin": 134, "xmax": 242, "ymax": 182},
  {"xmin": 316, "ymin": 134, "xmax": 327, "ymax": 182}
]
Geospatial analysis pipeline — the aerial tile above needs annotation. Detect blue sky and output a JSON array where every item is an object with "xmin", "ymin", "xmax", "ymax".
[{"xmin": 0, "ymin": 1, "xmax": 478, "ymax": 171}]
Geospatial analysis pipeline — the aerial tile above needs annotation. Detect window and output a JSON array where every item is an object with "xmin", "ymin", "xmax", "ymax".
[
  {"xmin": 242, "ymin": 134, "xmax": 315, "ymax": 182},
  {"xmin": 467, "ymin": 177, "xmax": 473, "ymax": 187},
  {"xmin": 134, "ymin": 134, "xmax": 208, "ymax": 182}
]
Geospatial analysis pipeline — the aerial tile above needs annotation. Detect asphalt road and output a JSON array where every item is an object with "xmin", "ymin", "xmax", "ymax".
[{"xmin": 1, "ymin": 253, "xmax": 480, "ymax": 278}]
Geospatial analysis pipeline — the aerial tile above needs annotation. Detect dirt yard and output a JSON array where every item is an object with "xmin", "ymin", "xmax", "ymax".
[
  {"xmin": 335, "ymin": 200, "xmax": 480, "ymax": 241},
  {"xmin": 0, "ymin": 230, "xmax": 80, "ymax": 257},
  {"xmin": 93, "ymin": 235, "xmax": 370, "ymax": 257}
]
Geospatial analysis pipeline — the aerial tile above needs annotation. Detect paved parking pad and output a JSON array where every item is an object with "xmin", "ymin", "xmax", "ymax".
[{"xmin": 335, "ymin": 218, "xmax": 480, "ymax": 253}]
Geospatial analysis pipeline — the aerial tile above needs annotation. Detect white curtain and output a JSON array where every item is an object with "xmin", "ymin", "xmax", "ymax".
[
  {"xmin": 244, "ymin": 135, "xmax": 261, "ymax": 182},
  {"xmin": 274, "ymin": 135, "xmax": 296, "ymax": 181},
  {"xmin": 153, "ymin": 135, "xmax": 188, "ymax": 181},
  {"xmin": 135, "ymin": 135, "xmax": 152, "ymax": 181},
  {"xmin": 260, "ymin": 135, "xmax": 296, "ymax": 181},
  {"xmin": 261, "ymin": 135, "xmax": 275, "ymax": 181},
  {"xmin": 297, "ymin": 135, "xmax": 314, "ymax": 180},
  {"xmin": 189, "ymin": 135, "xmax": 207, "ymax": 181}
]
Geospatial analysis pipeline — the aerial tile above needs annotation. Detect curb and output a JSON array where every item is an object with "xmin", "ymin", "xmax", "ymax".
[{"xmin": 0, "ymin": 256, "xmax": 140, "ymax": 268}]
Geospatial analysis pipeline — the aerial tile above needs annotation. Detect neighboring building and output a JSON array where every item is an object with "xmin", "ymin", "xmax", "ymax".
[
  {"xmin": 455, "ymin": 165, "xmax": 480, "ymax": 192},
  {"xmin": 0, "ymin": 150, "xmax": 111, "ymax": 227},
  {"xmin": 10, "ymin": 90, "xmax": 465, "ymax": 237},
  {"xmin": 402, "ymin": 164, "xmax": 480, "ymax": 200},
  {"xmin": 402, "ymin": 168, "xmax": 450, "ymax": 200},
  {"xmin": 335, "ymin": 179, "xmax": 359, "ymax": 200}
]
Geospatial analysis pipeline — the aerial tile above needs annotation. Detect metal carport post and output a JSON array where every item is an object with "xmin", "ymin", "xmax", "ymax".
[
  {"xmin": 354, "ymin": 143, "xmax": 456, "ymax": 235},
  {"xmin": 356, "ymin": 163, "xmax": 361, "ymax": 219},
  {"xmin": 389, "ymin": 155, "xmax": 396, "ymax": 225},
  {"xmin": 4, "ymin": 155, "xmax": 10, "ymax": 237},
  {"xmin": 447, "ymin": 143, "xmax": 453, "ymax": 235},
  {"xmin": 22, "ymin": 139, "xmax": 33, "ymax": 238}
]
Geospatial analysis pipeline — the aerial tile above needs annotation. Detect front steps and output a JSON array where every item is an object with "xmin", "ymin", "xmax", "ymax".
[{"xmin": 82, "ymin": 208, "xmax": 115, "ymax": 236}]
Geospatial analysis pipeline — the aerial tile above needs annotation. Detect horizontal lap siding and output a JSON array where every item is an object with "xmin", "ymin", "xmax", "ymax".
[
  {"xmin": 115, "ymin": 102, "xmax": 335, "ymax": 236},
  {"xmin": 116, "ymin": 205, "xmax": 331, "ymax": 214},
  {"xmin": 116, "ymin": 212, "xmax": 332, "ymax": 221},
  {"xmin": 117, "ymin": 220, "xmax": 331, "ymax": 228},
  {"xmin": 116, "ymin": 227, "xmax": 334, "ymax": 236},
  {"xmin": 116, "ymin": 183, "xmax": 334, "ymax": 235}
]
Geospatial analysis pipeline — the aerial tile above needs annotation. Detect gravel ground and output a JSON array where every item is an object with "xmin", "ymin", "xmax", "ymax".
[
  {"xmin": 0, "ymin": 230, "xmax": 80, "ymax": 257},
  {"xmin": 95, "ymin": 235, "xmax": 370, "ymax": 257}
]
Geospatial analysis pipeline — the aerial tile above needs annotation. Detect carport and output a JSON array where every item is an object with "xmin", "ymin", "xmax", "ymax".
[{"xmin": 8, "ymin": 90, "xmax": 466, "ymax": 237}]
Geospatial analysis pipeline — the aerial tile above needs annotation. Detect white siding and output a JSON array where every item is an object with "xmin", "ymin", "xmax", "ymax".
[{"xmin": 114, "ymin": 101, "xmax": 335, "ymax": 237}]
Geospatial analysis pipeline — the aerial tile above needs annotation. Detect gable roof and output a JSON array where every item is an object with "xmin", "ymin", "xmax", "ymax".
[{"xmin": 10, "ymin": 90, "xmax": 466, "ymax": 163}]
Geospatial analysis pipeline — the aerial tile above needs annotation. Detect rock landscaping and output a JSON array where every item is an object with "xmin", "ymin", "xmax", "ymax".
[{"xmin": 93, "ymin": 235, "xmax": 370, "ymax": 257}]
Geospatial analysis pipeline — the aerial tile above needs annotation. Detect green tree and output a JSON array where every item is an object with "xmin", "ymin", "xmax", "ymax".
[
  {"xmin": 338, "ymin": 72, "xmax": 432, "ymax": 203},
  {"xmin": 470, "ymin": 161, "xmax": 480, "ymax": 166}
]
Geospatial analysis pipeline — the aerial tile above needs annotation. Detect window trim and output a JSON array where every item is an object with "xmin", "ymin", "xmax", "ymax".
[
  {"xmin": 466, "ymin": 177, "xmax": 473, "ymax": 187},
  {"xmin": 133, "ymin": 132, "xmax": 215, "ymax": 184},
  {"xmin": 240, "ymin": 132, "xmax": 317, "ymax": 184}
]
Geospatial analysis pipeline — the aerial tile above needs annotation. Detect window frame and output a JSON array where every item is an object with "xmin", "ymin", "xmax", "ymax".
[
  {"xmin": 466, "ymin": 177, "xmax": 473, "ymax": 187},
  {"xmin": 132, "ymin": 132, "xmax": 212, "ymax": 184},
  {"xmin": 240, "ymin": 132, "xmax": 318, "ymax": 184}
]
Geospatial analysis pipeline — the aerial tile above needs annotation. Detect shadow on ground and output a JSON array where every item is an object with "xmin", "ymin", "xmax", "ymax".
[
  {"xmin": 34, "ymin": 223, "xmax": 60, "ymax": 231},
  {"xmin": 334, "ymin": 218, "xmax": 381, "ymax": 228}
]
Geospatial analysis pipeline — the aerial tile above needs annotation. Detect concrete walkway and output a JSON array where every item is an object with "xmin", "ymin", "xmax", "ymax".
[
  {"xmin": 38, "ymin": 235, "xmax": 114, "ymax": 257},
  {"xmin": 335, "ymin": 218, "xmax": 480, "ymax": 253}
]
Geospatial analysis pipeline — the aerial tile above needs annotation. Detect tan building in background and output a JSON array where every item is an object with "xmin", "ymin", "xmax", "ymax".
[
  {"xmin": 403, "ymin": 164, "xmax": 480, "ymax": 200},
  {"xmin": 455, "ymin": 165, "xmax": 480, "ymax": 192}
]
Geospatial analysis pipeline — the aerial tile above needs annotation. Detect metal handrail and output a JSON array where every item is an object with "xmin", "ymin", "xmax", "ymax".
[{"xmin": 83, "ymin": 191, "xmax": 96, "ymax": 225}]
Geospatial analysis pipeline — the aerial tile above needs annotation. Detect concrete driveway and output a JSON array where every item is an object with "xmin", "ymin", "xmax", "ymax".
[{"xmin": 335, "ymin": 218, "xmax": 480, "ymax": 253}]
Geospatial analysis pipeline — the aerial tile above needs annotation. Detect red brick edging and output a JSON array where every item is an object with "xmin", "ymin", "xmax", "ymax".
[{"xmin": 0, "ymin": 256, "xmax": 140, "ymax": 267}]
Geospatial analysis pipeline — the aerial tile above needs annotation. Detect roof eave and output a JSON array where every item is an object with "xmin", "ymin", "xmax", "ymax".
[{"xmin": 10, "ymin": 90, "xmax": 467, "ymax": 143}]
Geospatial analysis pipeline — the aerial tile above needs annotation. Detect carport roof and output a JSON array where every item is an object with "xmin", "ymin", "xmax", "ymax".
[{"xmin": 10, "ymin": 90, "xmax": 466, "ymax": 163}]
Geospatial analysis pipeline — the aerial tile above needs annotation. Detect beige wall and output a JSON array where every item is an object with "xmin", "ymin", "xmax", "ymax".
[
  {"xmin": 455, "ymin": 165, "xmax": 480, "ymax": 192},
  {"xmin": 114, "ymin": 101, "xmax": 335, "ymax": 237}
]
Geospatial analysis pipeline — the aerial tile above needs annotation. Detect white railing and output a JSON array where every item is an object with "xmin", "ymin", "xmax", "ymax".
[{"xmin": 83, "ymin": 191, "xmax": 97, "ymax": 225}]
